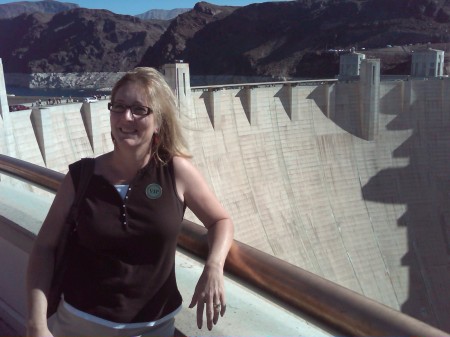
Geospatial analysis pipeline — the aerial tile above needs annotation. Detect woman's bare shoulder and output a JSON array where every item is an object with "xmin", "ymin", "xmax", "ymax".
[
  {"xmin": 172, "ymin": 155, "xmax": 190, "ymax": 165},
  {"xmin": 172, "ymin": 155, "xmax": 197, "ymax": 176}
]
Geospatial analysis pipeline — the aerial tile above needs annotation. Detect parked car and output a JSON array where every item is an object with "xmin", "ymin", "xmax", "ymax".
[
  {"xmin": 83, "ymin": 97, "xmax": 98, "ymax": 103},
  {"xmin": 9, "ymin": 104, "xmax": 30, "ymax": 112}
]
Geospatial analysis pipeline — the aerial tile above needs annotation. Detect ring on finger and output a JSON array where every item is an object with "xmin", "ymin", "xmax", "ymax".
[{"xmin": 214, "ymin": 303, "xmax": 221, "ymax": 310}]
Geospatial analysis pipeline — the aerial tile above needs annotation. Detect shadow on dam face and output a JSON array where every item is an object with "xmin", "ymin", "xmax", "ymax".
[
  {"xmin": 361, "ymin": 93, "xmax": 450, "ymax": 330},
  {"xmin": 307, "ymin": 83, "xmax": 364, "ymax": 139},
  {"xmin": 306, "ymin": 80, "xmax": 450, "ymax": 331}
]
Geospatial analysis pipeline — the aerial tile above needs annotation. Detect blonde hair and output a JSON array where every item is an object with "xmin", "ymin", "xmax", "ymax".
[{"xmin": 111, "ymin": 67, "xmax": 191, "ymax": 163}]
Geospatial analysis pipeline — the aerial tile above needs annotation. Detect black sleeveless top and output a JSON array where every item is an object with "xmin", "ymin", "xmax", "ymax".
[{"xmin": 62, "ymin": 157, "xmax": 185, "ymax": 323}]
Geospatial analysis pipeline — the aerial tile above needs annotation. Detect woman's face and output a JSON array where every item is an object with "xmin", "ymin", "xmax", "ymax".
[{"xmin": 110, "ymin": 81, "xmax": 157, "ymax": 151}]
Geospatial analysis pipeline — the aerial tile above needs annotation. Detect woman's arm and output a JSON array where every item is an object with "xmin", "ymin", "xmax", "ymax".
[
  {"xmin": 26, "ymin": 172, "xmax": 75, "ymax": 337},
  {"xmin": 173, "ymin": 156, "xmax": 234, "ymax": 331}
]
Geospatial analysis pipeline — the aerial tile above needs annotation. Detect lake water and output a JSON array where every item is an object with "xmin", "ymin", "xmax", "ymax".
[
  {"xmin": 4, "ymin": 72, "xmax": 298, "ymax": 98},
  {"xmin": 6, "ymin": 75, "xmax": 300, "ymax": 98},
  {"xmin": 6, "ymin": 86, "xmax": 109, "ymax": 98}
]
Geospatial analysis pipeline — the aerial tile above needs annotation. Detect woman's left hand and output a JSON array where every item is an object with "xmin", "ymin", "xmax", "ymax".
[{"xmin": 189, "ymin": 262, "xmax": 226, "ymax": 330}]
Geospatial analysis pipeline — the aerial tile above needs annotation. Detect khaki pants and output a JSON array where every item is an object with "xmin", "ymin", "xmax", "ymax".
[{"xmin": 48, "ymin": 301, "xmax": 176, "ymax": 337}]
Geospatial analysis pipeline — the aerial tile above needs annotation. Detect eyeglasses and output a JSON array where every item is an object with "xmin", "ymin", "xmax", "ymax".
[{"xmin": 108, "ymin": 102, "xmax": 153, "ymax": 116}]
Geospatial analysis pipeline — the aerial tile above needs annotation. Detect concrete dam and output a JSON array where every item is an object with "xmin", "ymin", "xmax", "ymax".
[{"xmin": 1, "ymin": 59, "xmax": 450, "ymax": 332}]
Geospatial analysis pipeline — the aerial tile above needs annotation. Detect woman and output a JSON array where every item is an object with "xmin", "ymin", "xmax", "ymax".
[{"xmin": 26, "ymin": 67, "xmax": 234, "ymax": 336}]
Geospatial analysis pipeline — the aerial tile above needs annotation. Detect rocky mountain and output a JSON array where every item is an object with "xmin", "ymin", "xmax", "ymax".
[
  {"xmin": 0, "ymin": 0, "xmax": 449, "ymax": 78},
  {"xmin": 0, "ymin": 8, "xmax": 169, "ymax": 72},
  {"xmin": 136, "ymin": 8, "xmax": 190, "ymax": 21},
  {"xmin": 0, "ymin": 0, "xmax": 188, "ymax": 21},
  {"xmin": 139, "ymin": 0, "xmax": 450, "ymax": 78},
  {"xmin": 139, "ymin": 2, "xmax": 239, "ymax": 69},
  {"xmin": 0, "ymin": 0, "xmax": 78, "ymax": 19}
]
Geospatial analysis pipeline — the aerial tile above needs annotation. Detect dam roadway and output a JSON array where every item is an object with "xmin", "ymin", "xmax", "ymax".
[{"xmin": 1, "ymin": 61, "xmax": 450, "ymax": 332}]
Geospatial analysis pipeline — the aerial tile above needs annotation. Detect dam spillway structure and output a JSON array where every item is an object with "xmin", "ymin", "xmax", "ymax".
[{"xmin": 0, "ymin": 54, "xmax": 450, "ymax": 332}]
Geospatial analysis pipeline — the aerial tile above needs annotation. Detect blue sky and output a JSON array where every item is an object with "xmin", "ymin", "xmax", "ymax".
[{"xmin": 0, "ymin": 0, "xmax": 292, "ymax": 15}]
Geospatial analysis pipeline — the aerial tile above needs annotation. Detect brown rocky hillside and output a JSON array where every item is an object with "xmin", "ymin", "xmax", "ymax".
[
  {"xmin": 0, "ymin": 0, "xmax": 449, "ymax": 78},
  {"xmin": 0, "ymin": 0, "xmax": 78, "ymax": 19},
  {"xmin": 0, "ymin": 8, "xmax": 169, "ymax": 72},
  {"xmin": 139, "ymin": 0, "xmax": 450, "ymax": 78}
]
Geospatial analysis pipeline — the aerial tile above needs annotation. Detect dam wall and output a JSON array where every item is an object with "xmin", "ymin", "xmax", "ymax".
[
  {"xmin": 1, "ymin": 64, "xmax": 450, "ymax": 331},
  {"xmin": 1, "ymin": 101, "xmax": 113, "ymax": 175}
]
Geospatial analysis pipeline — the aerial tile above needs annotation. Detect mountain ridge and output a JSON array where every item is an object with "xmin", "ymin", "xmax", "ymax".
[
  {"xmin": 0, "ymin": 0, "xmax": 190, "ymax": 20},
  {"xmin": 0, "ymin": 8, "xmax": 169, "ymax": 72},
  {"xmin": 0, "ymin": 0, "xmax": 78, "ymax": 19},
  {"xmin": 0, "ymin": 0, "xmax": 449, "ymax": 78},
  {"xmin": 136, "ymin": 8, "xmax": 190, "ymax": 21}
]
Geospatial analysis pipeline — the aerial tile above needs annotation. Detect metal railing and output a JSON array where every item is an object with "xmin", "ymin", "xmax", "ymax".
[{"xmin": 1, "ymin": 154, "xmax": 448, "ymax": 337}]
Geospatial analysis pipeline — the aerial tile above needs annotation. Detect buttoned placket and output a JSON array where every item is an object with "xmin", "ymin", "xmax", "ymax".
[
  {"xmin": 121, "ymin": 185, "xmax": 132, "ymax": 228},
  {"xmin": 118, "ymin": 164, "xmax": 149, "ymax": 229}
]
